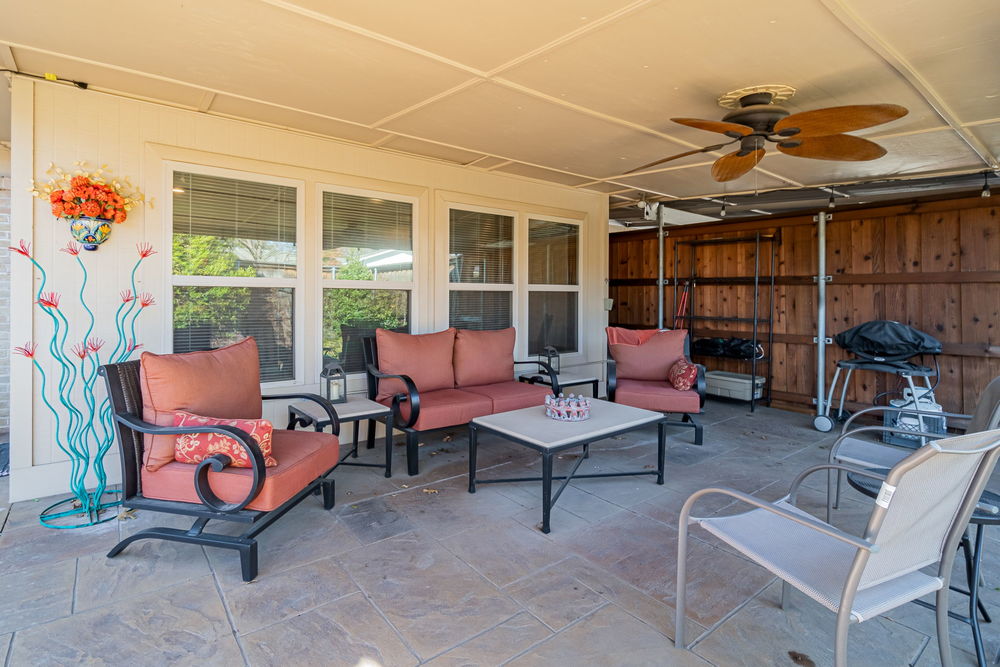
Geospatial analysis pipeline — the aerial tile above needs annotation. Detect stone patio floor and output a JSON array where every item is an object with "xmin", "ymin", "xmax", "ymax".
[{"xmin": 0, "ymin": 399, "xmax": 997, "ymax": 666}]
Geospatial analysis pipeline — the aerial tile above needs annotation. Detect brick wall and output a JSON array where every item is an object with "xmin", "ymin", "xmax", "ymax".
[{"xmin": 0, "ymin": 175, "xmax": 9, "ymax": 431}]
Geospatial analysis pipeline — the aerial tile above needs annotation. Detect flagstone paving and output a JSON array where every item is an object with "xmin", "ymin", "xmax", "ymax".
[{"xmin": 0, "ymin": 399, "xmax": 994, "ymax": 665}]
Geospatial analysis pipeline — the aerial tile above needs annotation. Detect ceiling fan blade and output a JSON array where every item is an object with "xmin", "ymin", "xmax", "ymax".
[
  {"xmin": 711, "ymin": 148, "xmax": 765, "ymax": 182},
  {"xmin": 671, "ymin": 117, "xmax": 753, "ymax": 137},
  {"xmin": 624, "ymin": 141, "xmax": 734, "ymax": 174},
  {"xmin": 777, "ymin": 134, "xmax": 887, "ymax": 161},
  {"xmin": 773, "ymin": 104, "xmax": 908, "ymax": 137}
]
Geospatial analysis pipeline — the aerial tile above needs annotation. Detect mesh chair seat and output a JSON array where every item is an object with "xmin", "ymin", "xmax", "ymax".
[
  {"xmin": 696, "ymin": 500, "xmax": 943, "ymax": 622},
  {"xmin": 833, "ymin": 437, "xmax": 916, "ymax": 469}
]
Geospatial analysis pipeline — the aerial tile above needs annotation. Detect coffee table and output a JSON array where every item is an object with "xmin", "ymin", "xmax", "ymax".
[{"xmin": 468, "ymin": 399, "xmax": 668, "ymax": 533}]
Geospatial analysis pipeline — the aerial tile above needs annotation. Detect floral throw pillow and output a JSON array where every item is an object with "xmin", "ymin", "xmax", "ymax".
[
  {"xmin": 668, "ymin": 359, "xmax": 698, "ymax": 391},
  {"xmin": 172, "ymin": 411, "xmax": 277, "ymax": 468}
]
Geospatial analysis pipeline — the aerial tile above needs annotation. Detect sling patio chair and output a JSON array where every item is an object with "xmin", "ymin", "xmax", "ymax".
[
  {"xmin": 675, "ymin": 427, "xmax": 1000, "ymax": 667},
  {"xmin": 827, "ymin": 375, "xmax": 1000, "ymax": 519},
  {"xmin": 98, "ymin": 338, "xmax": 342, "ymax": 582}
]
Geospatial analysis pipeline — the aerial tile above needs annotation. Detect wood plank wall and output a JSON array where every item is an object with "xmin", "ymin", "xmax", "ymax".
[{"xmin": 608, "ymin": 195, "xmax": 1000, "ymax": 414}]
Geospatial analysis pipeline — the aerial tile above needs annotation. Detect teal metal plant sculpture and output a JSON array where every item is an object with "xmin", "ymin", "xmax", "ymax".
[{"xmin": 11, "ymin": 239, "xmax": 156, "ymax": 528}]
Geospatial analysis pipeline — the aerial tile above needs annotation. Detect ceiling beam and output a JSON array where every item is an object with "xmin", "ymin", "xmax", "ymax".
[
  {"xmin": 0, "ymin": 45, "xmax": 16, "ymax": 69},
  {"xmin": 821, "ymin": 0, "xmax": 998, "ymax": 169}
]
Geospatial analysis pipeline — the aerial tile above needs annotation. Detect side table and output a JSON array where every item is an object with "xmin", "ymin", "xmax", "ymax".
[
  {"xmin": 519, "ymin": 372, "xmax": 600, "ymax": 398},
  {"xmin": 287, "ymin": 396, "xmax": 394, "ymax": 478}
]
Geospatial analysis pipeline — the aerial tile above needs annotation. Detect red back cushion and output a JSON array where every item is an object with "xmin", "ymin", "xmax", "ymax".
[
  {"xmin": 453, "ymin": 328, "xmax": 515, "ymax": 387},
  {"xmin": 610, "ymin": 330, "xmax": 687, "ymax": 381},
  {"xmin": 140, "ymin": 337, "xmax": 262, "ymax": 471},
  {"xmin": 375, "ymin": 328, "xmax": 457, "ymax": 402},
  {"xmin": 173, "ymin": 411, "xmax": 277, "ymax": 467},
  {"xmin": 668, "ymin": 359, "xmax": 698, "ymax": 391},
  {"xmin": 606, "ymin": 327, "xmax": 663, "ymax": 346}
]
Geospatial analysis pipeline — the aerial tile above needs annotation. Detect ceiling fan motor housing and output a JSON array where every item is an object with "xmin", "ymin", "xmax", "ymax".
[{"xmin": 721, "ymin": 93, "xmax": 791, "ymax": 135}]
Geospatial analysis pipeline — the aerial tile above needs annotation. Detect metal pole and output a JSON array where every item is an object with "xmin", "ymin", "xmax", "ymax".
[
  {"xmin": 657, "ymin": 212, "xmax": 665, "ymax": 329},
  {"xmin": 816, "ymin": 211, "xmax": 829, "ymax": 421}
]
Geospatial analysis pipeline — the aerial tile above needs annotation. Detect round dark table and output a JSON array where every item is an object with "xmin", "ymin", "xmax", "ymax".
[{"xmin": 847, "ymin": 469, "xmax": 1000, "ymax": 667}]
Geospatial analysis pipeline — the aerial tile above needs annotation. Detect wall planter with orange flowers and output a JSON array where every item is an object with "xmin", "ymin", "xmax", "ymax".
[
  {"xmin": 11, "ymin": 239, "xmax": 156, "ymax": 528},
  {"xmin": 30, "ymin": 162, "xmax": 146, "ymax": 251}
]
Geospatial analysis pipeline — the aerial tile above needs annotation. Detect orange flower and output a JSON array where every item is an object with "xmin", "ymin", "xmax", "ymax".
[
  {"xmin": 49, "ymin": 190, "xmax": 64, "ymax": 204},
  {"xmin": 62, "ymin": 191, "xmax": 75, "ymax": 202},
  {"xmin": 81, "ymin": 200, "xmax": 102, "ymax": 217},
  {"xmin": 51, "ymin": 202, "xmax": 65, "ymax": 217},
  {"xmin": 70, "ymin": 175, "xmax": 90, "ymax": 188},
  {"xmin": 113, "ymin": 211, "xmax": 126, "ymax": 223},
  {"xmin": 63, "ymin": 203, "xmax": 80, "ymax": 216}
]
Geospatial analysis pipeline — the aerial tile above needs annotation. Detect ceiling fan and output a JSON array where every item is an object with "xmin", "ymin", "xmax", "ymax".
[{"xmin": 628, "ymin": 88, "xmax": 908, "ymax": 182}]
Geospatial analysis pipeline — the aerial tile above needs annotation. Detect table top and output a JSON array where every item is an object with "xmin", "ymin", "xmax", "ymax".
[
  {"xmin": 846, "ymin": 468, "xmax": 1000, "ymax": 525},
  {"xmin": 518, "ymin": 372, "xmax": 599, "ymax": 385},
  {"xmin": 471, "ymin": 398, "xmax": 662, "ymax": 449},
  {"xmin": 290, "ymin": 395, "xmax": 391, "ymax": 423}
]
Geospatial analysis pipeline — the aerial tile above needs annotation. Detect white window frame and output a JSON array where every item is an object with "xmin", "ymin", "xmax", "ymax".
[
  {"xmin": 445, "ymin": 203, "xmax": 518, "ymax": 331},
  {"xmin": 164, "ymin": 161, "xmax": 306, "ymax": 388},
  {"xmin": 317, "ymin": 183, "xmax": 420, "ymax": 377},
  {"xmin": 524, "ymin": 215, "xmax": 583, "ymax": 359}
]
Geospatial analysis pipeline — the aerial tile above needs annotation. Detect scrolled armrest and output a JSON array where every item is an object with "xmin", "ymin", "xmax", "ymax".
[
  {"xmin": 264, "ymin": 392, "xmax": 341, "ymax": 436},
  {"xmin": 694, "ymin": 363, "xmax": 707, "ymax": 408},
  {"xmin": 112, "ymin": 413, "xmax": 265, "ymax": 513},
  {"xmin": 366, "ymin": 364, "xmax": 420, "ymax": 428},
  {"xmin": 514, "ymin": 360, "xmax": 560, "ymax": 395}
]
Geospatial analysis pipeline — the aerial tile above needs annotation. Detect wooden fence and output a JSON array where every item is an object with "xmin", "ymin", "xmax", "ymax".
[{"xmin": 608, "ymin": 195, "xmax": 1000, "ymax": 414}]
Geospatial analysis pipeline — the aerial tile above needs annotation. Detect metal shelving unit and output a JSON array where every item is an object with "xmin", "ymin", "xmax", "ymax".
[{"xmin": 674, "ymin": 232, "xmax": 779, "ymax": 411}]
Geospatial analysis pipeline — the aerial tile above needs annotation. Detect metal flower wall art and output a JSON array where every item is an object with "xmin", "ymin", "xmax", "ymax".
[
  {"xmin": 11, "ymin": 240, "xmax": 156, "ymax": 528},
  {"xmin": 30, "ymin": 162, "xmax": 147, "ymax": 250}
]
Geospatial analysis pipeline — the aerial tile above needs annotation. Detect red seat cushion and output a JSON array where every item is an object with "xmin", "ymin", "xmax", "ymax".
[
  {"xmin": 462, "ymin": 381, "xmax": 552, "ymax": 413},
  {"xmin": 379, "ymin": 388, "xmax": 492, "ymax": 431},
  {"xmin": 453, "ymin": 328, "xmax": 515, "ymax": 387},
  {"xmin": 609, "ymin": 330, "xmax": 687, "ymax": 381},
  {"xmin": 141, "ymin": 429, "xmax": 339, "ymax": 512},
  {"xmin": 614, "ymin": 379, "xmax": 701, "ymax": 413},
  {"xmin": 140, "ymin": 337, "xmax": 263, "ymax": 471},
  {"xmin": 375, "ymin": 328, "xmax": 456, "ymax": 402}
]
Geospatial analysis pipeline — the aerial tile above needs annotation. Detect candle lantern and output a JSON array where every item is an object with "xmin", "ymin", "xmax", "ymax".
[
  {"xmin": 539, "ymin": 345, "xmax": 561, "ymax": 375},
  {"xmin": 321, "ymin": 360, "xmax": 348, "ymax": 404}
]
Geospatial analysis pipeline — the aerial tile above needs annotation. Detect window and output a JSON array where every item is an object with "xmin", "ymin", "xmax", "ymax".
[
  {"xmin": 527, "ymin": 219, "xmax": 579, "ymax": 354},
  {"xmin": 322, "ymin": 189, "xmax": 414, "ymax": 372},
  {"xmin": 448, "ymin": 208, "xmax": 513, "ymax": 330},
  {"xmin": 171, "ymin": 169, "xmax": 301, "ymax": 382}
]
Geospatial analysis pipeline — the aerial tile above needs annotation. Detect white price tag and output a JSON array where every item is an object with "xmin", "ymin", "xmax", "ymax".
[{"xmin": 876, "ymin": 482, "xmax": 896, "ymax": 509}]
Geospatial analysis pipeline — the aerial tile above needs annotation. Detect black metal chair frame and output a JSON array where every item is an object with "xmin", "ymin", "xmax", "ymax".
[
  {"xmin": 98, "ymin": 360, "xmax": 342, "ymax": 582},
  {"xmin": 361, "ymin": 335, "xmax": 560, "ymax": 476},
  {"xmin": 605, "ymin": 333, "xmax": 706, "ymax": 446}
]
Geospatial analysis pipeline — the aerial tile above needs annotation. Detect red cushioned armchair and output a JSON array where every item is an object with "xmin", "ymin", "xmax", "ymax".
[
  {"xmin": 605, "ymin": 327, "xmax": 705, "ymax": 445},
  {"xmin": 98, "ymin": 338, "xmax": 341, "ymax": 582}
]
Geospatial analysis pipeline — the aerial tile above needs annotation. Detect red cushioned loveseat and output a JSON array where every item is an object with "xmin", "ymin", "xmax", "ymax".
[{"xmin": 362, "ymin": 327, "xmax": 558, "ymax": 475}]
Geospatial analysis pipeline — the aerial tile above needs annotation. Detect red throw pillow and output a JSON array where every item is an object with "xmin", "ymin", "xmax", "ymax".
[
  {"xmin": 172, "ymin": 411, "xmax": 277, "ymax": 468},
  {"xmin": 668, "ymin": 359, "xmax": 698, "ymax": 391}
]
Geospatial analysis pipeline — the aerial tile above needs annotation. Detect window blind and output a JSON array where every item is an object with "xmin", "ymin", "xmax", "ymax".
[
  {"xmin": 449, "ymin": 209, "xmax": 513, "ymax": 284},
  {"xmin": 322, "ymin": 192, "xmax": 413, "ymax": 281},
  {"xmin": 173, "ymin": 171, "xmax": 297, "ymax": 277},
  {"xmin": 449, "ymin": 291, "xmax": 512, "ymax": 331},
  {"xmin": 528, "ymin": 220, "xmax": 578, "ymax": 285},
  {"xmin": 173, "ymin": 286, "xmax": 295, "ymax": 382}
]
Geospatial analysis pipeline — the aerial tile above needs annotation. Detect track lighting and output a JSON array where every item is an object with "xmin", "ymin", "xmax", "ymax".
[
  {"xmin": 828, "ymin": 193, "xmax": 836, "ymax": 209},
  {"xmin": 719, "ymin": 199, "xmax": 727, "ymax": 217},
  {"xmin": 982, "ymin": 173, "xmax": 991, "ymax": 198}
]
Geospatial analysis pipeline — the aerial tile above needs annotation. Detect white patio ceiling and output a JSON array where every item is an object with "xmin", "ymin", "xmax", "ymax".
[{"xmin": 0, "ymin": 0, "xmax": 997, "ymax": 208}]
